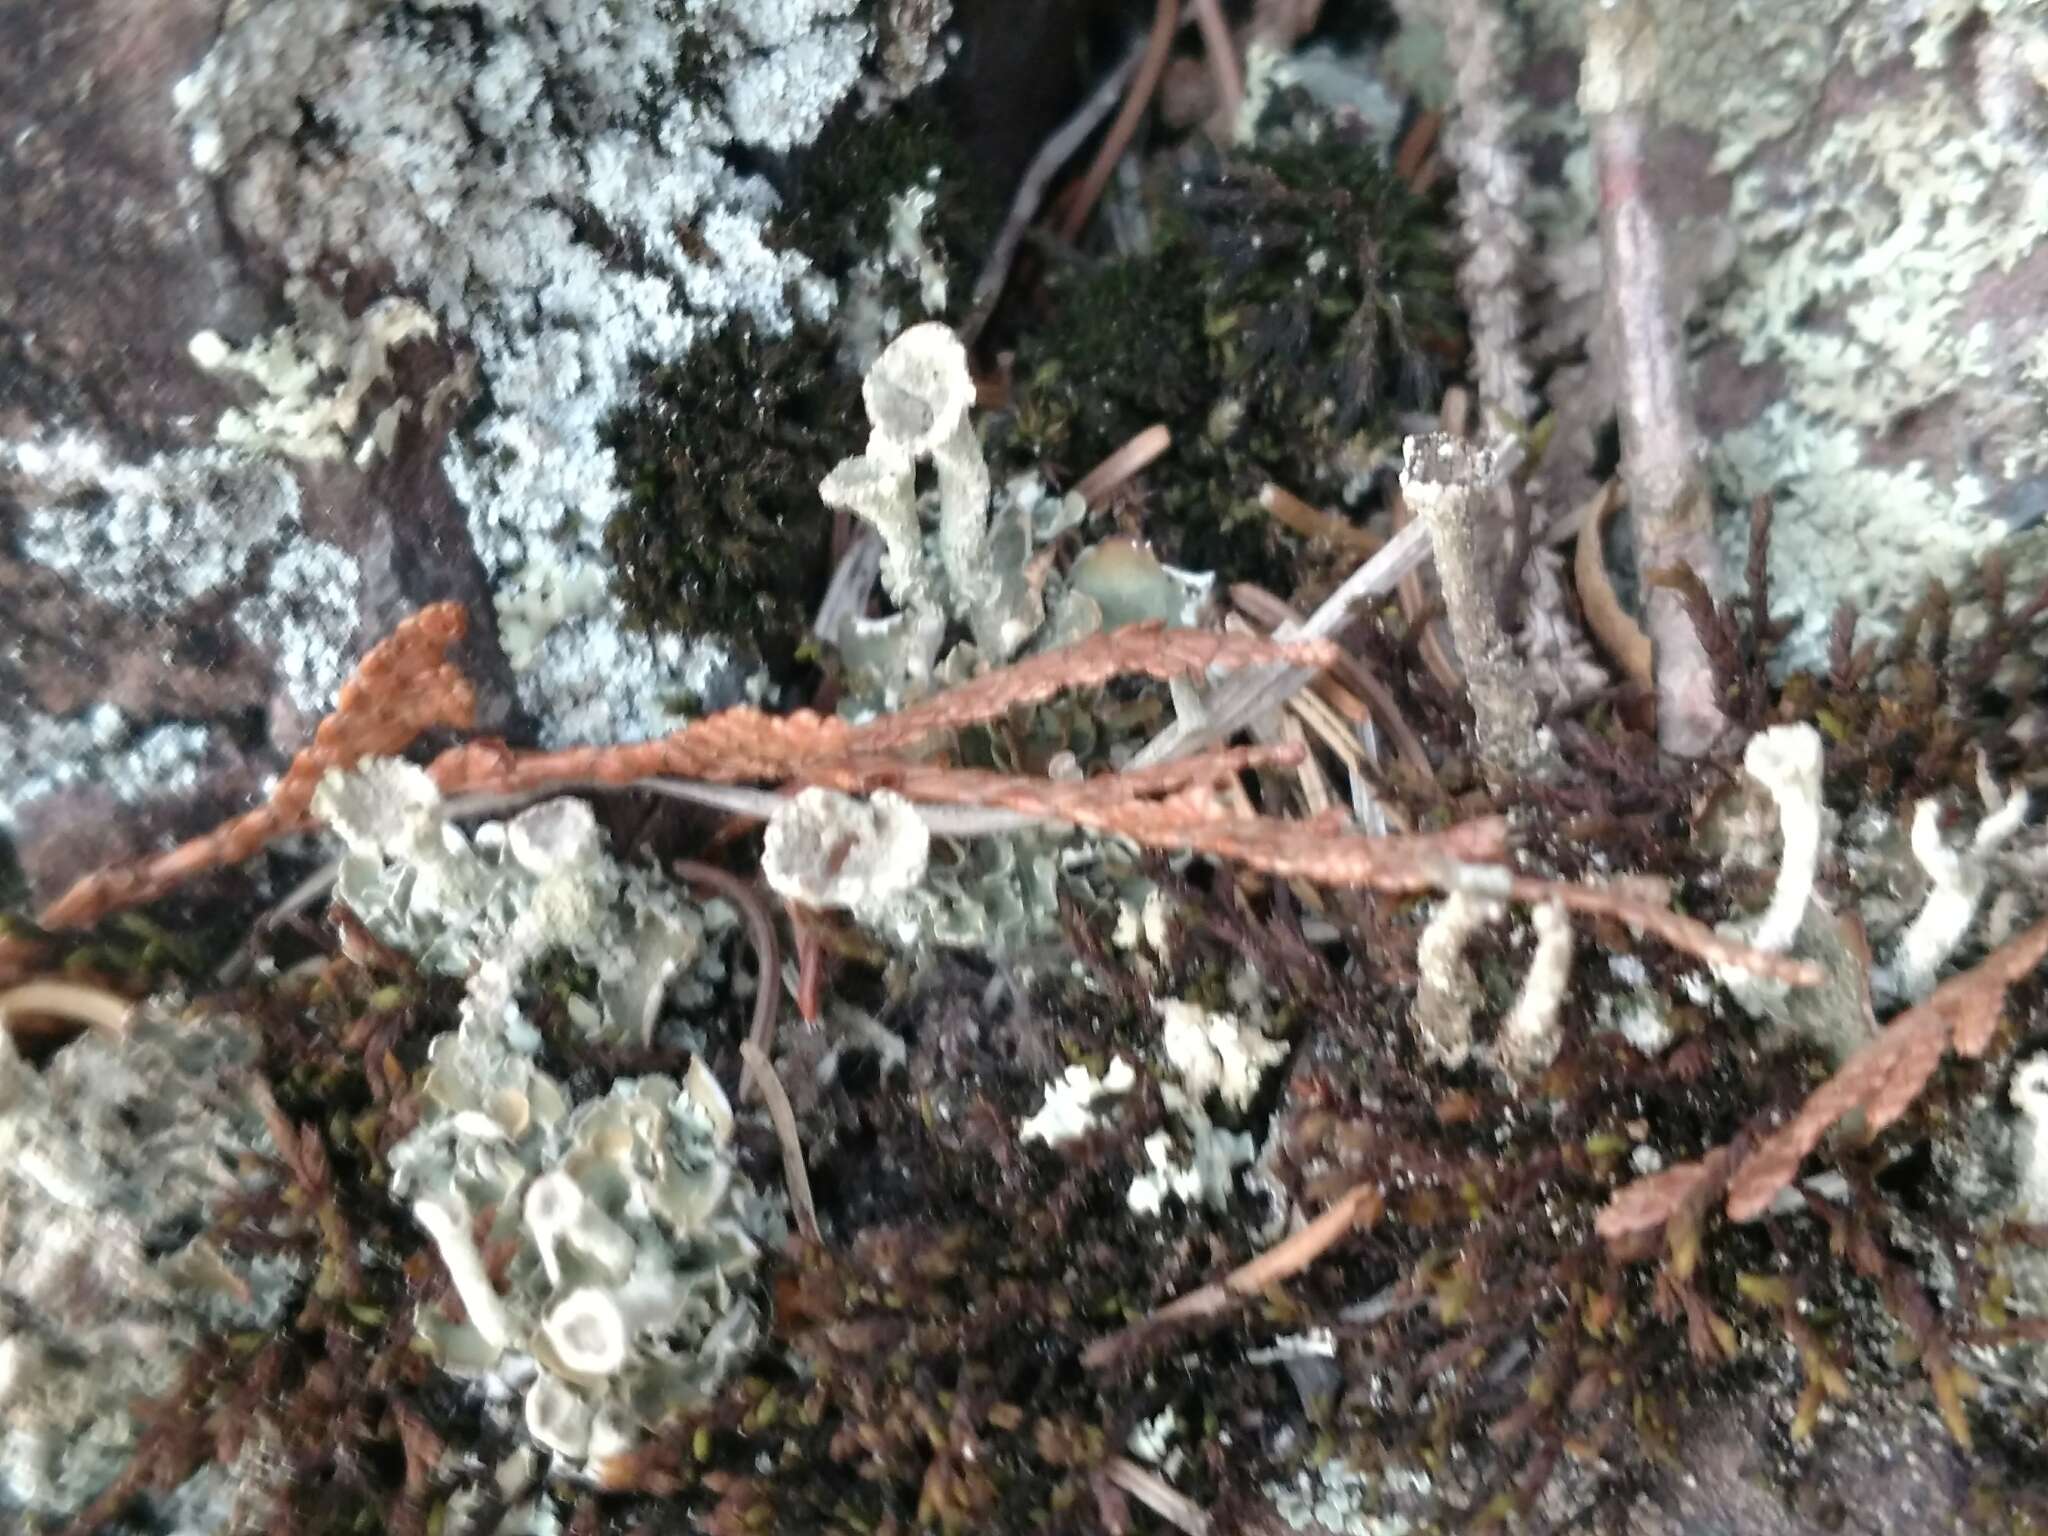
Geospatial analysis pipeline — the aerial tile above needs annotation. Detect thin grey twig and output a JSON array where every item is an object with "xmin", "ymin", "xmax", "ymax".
[
  {"xmin": 674, "ymin": 859, "xmax": 783, "ymax": 1105},
  {"xmin": 1583, "ymin": 0, "xmax": 1728, "ymax": 756},
  {"xmin": 961, "ymin": 30, "xmax": 1150, "ymax": 343},
  {"xmin": 740, "ymin": 1040, "xmax": 822, "ymax": 1246},
  {"xmin": 813, "ymin": 530, "xmax": 883, "ymax": 643}
]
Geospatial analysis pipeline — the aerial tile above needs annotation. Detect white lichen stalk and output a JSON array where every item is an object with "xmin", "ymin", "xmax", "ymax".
[
  {"xmin": 1880, "ymin": 787, "xmax": 2032, "ymax": 1003},
  {"xmin": 1413, "ymin": 889, "xmax": 1506, "ymax": 1069},
  {"xmin": 1494, "ymin": 900, "xmax": 1575, "ymax": 1078}
]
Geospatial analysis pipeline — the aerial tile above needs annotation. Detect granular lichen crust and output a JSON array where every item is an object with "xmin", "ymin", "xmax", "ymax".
[
  {"xmin": 176, "ymin": 0, "xmax": 929, "ymax": 742},
  {"xmin": 1407, "ymin": 0, "xmax": 2048, "ymax": 662}
]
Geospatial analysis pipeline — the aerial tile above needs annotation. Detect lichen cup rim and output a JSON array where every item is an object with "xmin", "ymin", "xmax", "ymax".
[{"xmin": 0, "ymin": 978, "xmax": 137, "ymax": 1053}]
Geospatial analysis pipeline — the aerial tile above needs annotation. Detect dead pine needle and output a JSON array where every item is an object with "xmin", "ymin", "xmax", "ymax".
[
  {"xmin": 739, "ymin": 1041, "xmax": 822, "ymax": 1247},
  {"xmin": 1257, "ymin": 483, "xmax": 1383, "ymax": 556},
  {"xmin": 1101, "ymin": 1457, "xmax": 1213, "ymax": 1536},
  {"xmin": 1057, "ymin": 0, "xmax": 1180, "ymax": 244},
  {"xmin": 0, "ymin": 978, "xmax": 136, "ymax": 1044},
  {"xmin": 1189, "ymin": 0, "xmax": 1243, "ymax": 133},
  {"xmin": 673, "ymin": 859, "xmax": 784, "ymax": 1097},
  {"xmin": 1573, "ymin": 479, "xmax": 1653, "ymax": 689}
]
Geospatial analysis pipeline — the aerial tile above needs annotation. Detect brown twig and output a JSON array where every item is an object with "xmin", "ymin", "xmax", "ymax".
[
  {"xmin": 1134, "ymin": 518, "xmax": 1436, "ymax": 768},
  {"xmin": 673, "ymin": 860, "xmax": 782, "ymax": 1101},
  {"xmin": 739, "ymin": 1041, "xmax": 822, "ymax": 1246},
  {"xmin": 1085, "ymin": 1181, "xmax": 1385, "ymax": 1368},
  {"xmin": 1057, "ymin": 0, "xmax": 1180, "ymax": 244},
  {"xmin": 40, "ymin": 602, "xmax": 475, "ymax": 931},
  {"xmin": 1074, "ymin": 423, "xmax": 1173, "ymax": 507}
]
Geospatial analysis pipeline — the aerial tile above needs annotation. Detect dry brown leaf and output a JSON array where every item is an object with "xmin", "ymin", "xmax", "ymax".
[{"xmin": 1573, "ymin": 479, "xmax": 1653, "ymax": 689}]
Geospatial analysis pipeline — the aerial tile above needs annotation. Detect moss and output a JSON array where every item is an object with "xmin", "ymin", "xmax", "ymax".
[
  {"xmin": 780, "ymin": 93, "xmax": 997, "ymax": 292},
  {"xmin": 999, "ymin": 124, "xmax": 1458, "ymax": 594},
  {"xmin": 604, "ymin": 319, "xmax": 862, "ymax": 681}
]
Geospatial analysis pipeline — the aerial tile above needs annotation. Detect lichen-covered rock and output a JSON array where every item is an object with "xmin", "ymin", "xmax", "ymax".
[
  {"xmin": 176, "ymin": 0, "xmax": 940, "ymax": 744},
  {"xmin": 0, "ymin": 1005, "xmax": 298, "ymax": 1524},
  {"xmin": 1400, "ymin": 0, "xmax": 2048, "ymax": 662}
]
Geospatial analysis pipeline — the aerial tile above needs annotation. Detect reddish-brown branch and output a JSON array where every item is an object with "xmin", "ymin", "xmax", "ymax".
[
  {"xmin": 1725, "ymin": 913, "xmax": 2048, "ymax": 1220},
  {"xmin": 1057, "ymin": 0, "xmax": 1180, "ymax": 243},
  {"xmin": 39, "ymin": 603, "xmax": 475, "ymax": 932}
]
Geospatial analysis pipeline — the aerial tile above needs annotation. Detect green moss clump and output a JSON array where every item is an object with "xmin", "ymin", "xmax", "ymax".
[
  {"xmin": 780, "ymin": 94, "xmax": 997, "ymax": 293},
  {"xmin": 604, "ymin": 320, "xmax": 862, "ymax": 680},
  {"xmin": 1002, "ymin": 125, "xmax": 1458, "ymax": 594}
]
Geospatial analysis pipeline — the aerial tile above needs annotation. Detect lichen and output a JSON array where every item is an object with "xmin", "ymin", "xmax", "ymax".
[
  {"xmin": 1, "ymin": 434, "xmax": 361, "ymax": 725},
  {"xmin": 176, "ymin": 0, "xmax": 937, "ymax": 742},
  {"xmin": 0, "ymin": 1005, "xmax": 298, "ymax": 1524},
  {"xmin": 315, "ymin": 760, "xmax": 704, "ymax": 1048}
]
